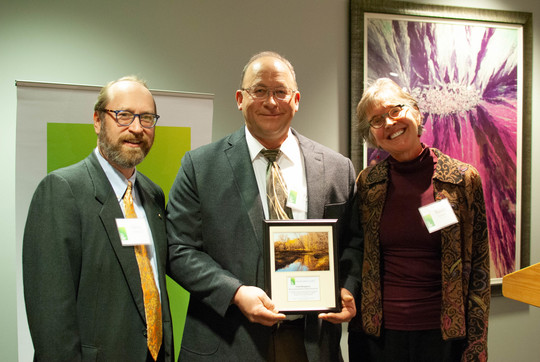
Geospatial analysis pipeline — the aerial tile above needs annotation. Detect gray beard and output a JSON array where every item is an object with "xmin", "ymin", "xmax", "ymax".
[{"xmin": 98, "ymin": 124, "xmax": 149, "ymax": 169}]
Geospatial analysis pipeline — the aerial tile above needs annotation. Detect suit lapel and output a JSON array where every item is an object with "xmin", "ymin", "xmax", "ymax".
[
  {"xmin": 136, "ymin": 178, "xmax": 166, "ymax": 270},
  {"xmin": 224, "ymin": 128, "xmax": 265, "ymax": 253},
  {"xmin": 295, "ymin": 130, "xmax": 325, "ymax": 219},
  {"xmin": 85, "ymin": 152, "xmax": 146, "ymax": 322}
]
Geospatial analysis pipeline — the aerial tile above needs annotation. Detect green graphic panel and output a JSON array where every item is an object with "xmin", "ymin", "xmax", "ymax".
[
  {"xmin": 47, "ymin": 123, "xmax": 97, "ymax": 173},
  {"xmin": 47, "ymin": 123, "xmax": 191, "ymax": 358}
]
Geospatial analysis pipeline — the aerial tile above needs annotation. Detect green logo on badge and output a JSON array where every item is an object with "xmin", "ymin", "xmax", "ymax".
[
  {"xmin": 288, "ymin": 190, "xmax": 297, "ymax": 204},
  {"xmin": 118, "ymin": 227, "xmax": 128, "ymax": 241},
  {"xmin": 423, "ymin": 214, "xmax": 435, "ymax": 228}
]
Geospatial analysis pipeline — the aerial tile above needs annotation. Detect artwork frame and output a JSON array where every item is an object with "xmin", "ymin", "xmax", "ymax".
[
  {"xmin": 263, "ymin": 219, "xmax": 341, "ymax": 314},
  {"xmin": 350, "ymin": 0, "xmax": 532, "ymax": 294}
]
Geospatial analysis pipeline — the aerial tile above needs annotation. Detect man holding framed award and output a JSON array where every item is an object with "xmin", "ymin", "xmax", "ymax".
[{"xmin": 167, "ymin": 51, "xmax": 363, "ymax": 361}]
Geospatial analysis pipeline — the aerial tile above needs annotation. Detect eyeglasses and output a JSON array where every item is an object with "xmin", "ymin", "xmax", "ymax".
[
  {"xmin": 242, "ymin": 86, "xmax": 296, "ymax": 101},
  {"xmin": 369, "ymin": 104, "xmax": 405, "ymax": 129},
  {"xmin": 103, "ymin": 109, "xmax": 160, "ymax": 129}
]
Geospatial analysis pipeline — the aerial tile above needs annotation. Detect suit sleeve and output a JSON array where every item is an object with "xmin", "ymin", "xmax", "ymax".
[
  {"xmin": 338, "ymin": 159, "xmax": 363, "ymax": 298},
  {"xmin": 23, "ymin": 174, "xmax": 83, "ymax": 362},
  {"xmin": 166, "ymin": 152, "xmax": 243, "ymax": 317}
]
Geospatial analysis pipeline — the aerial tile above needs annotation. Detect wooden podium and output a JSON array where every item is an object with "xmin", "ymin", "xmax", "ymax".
[{"xmin": 502, "ymin": 262, "xmax": 540, "ymax": 307}]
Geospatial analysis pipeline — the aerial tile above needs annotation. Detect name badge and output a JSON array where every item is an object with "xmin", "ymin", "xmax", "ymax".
[
  {"xmin": 115, "ymin": 218, "xmax": 151, "ymax": 246},
  {"xmin": 418, "ymin": 198, "xmax": 458, "ymax": 233},
  {"xmin": 287, "ymin": 189, "xmax": 307, "ymax": 213}
]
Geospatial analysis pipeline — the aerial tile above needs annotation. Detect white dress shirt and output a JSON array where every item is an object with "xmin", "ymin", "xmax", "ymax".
[
  {"xmin": 245, "ymin": 126, "xmax": 308, "ymax": 220},
  {"xmin": 94, "ymin": 148, "xmax": 161, "ymax": 295}
]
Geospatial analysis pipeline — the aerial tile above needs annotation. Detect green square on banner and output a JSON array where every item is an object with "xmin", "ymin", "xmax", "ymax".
[{"xmin": 46, "ymin": 123, "xmax": 190, "ymax": 200}]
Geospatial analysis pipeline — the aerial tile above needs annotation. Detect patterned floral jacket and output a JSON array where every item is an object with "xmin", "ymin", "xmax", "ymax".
[{"xmin": 350, "ymin": 148, "xmax": 490, "ymax": 362}]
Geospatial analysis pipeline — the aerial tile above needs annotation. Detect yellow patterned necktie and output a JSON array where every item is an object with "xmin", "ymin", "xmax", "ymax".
[
  {"xmin": 124, "ymin": 181, "xmax": 162, "ymax": 360},
  {"xmin": 260, "ymin": 149, "xmax": 293, "ymax": 220}
]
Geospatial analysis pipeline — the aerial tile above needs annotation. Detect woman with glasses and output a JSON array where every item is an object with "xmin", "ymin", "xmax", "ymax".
[{"xmin": 348, "ymin": 78, "xmax": 490, "ymax": 361}]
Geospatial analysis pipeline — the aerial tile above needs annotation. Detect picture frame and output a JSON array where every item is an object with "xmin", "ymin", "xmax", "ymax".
[
  {"xmin": 350, "ymin": 0, "xmax": 532, "ymax": 294},
  {"xmin": 263, "ymin": 219, "xmax": 341, "ymax": 314}
]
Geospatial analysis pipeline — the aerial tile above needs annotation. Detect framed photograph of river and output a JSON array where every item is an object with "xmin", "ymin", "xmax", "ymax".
[{"xmin": 263, "ymin": 219, "xmax": 341, "ymax": 313}]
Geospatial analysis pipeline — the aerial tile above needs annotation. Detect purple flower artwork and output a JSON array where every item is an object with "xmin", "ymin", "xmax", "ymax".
[{"xmin": 365, "ymin": 15, "xmax": 521, "ymax": 278}]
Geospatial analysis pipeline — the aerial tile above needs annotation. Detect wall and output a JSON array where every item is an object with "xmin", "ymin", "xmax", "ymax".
[{"xmin": 1, "ymin": 0, "xmax": 538, "ymax": 361}]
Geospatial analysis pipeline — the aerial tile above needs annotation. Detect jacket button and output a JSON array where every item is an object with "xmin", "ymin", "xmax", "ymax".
[{"xmin": 143, "ymin": 330, "xmax": 147, "ymax": 337}]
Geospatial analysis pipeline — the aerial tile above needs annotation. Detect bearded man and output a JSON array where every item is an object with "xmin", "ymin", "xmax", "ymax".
[{"xmin": 23, "ymin": 76, "xmax": 173, "ymax": 362}]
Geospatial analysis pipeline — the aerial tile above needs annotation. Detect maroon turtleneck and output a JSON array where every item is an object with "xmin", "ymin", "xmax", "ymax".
[{"xmin": 380, "ymin": 146, "xmax": 442, "ymax": 331}]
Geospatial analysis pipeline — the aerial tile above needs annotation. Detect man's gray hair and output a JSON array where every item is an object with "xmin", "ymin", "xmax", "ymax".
[
  {"xmin": 239, "ymin": 51, "xmax": 298, "ymax": 89},
  {"xmin": 94, "ymin": 75, "xmax": 154, "ymax": 113}
]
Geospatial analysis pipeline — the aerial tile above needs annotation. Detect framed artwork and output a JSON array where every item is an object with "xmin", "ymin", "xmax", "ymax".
[
  {"xmin": 350, "ymin": 0, "xmax": 532, "ymax": 292},
  {"xmin": 263, "ymin": 219, "xmax": 341, "ymax": 313}
]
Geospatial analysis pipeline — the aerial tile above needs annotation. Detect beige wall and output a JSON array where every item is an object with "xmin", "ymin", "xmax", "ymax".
[{"xmin": 1, "ymin": 0, "xmax": 538, "ymax": 360}]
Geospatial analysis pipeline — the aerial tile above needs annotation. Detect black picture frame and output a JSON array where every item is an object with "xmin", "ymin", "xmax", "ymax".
[{"xmin": 263, "ymin": 219, "xmax": 341, "ymax": 313}]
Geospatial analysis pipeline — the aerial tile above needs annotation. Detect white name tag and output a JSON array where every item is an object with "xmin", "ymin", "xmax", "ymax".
[
  {"xmin": 418, "ymin": 198, "xmax": 458, "ymax": 233},
  {"xmin": 115, "ymin": 218, "xmax": 151, "ymax": 246}
]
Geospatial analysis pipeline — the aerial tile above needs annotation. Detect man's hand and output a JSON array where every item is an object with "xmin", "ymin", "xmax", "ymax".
[
  {"xmin": 318, "ymin": 288, "xmax": 356, "ymax": 324},
  {"xmin": 232, "ymin": 286, "xmax": 287, "ymax": 326}
]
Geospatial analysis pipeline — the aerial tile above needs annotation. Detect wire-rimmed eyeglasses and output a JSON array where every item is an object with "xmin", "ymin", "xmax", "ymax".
[
  {"xmin": 241, "ymin": 86, "xmax": 296, "ymax": 101},
  {"xmin": 369, "ymin": 104, "xmax": 405, "ymax": 129}
]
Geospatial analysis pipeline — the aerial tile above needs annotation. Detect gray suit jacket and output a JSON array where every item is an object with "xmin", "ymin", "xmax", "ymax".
[
  {"xmin": 23, "ymin": 152, "xmax": 173, "ymax": 362},
  {"xmin": 167, "ymin": 128, "xmax": 362, "ymax": 361}
]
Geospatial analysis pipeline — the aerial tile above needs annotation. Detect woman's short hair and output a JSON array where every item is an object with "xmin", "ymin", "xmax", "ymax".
[{"xmin": 356, "ymin": 78, "xmax": 423, "ymax": 148}]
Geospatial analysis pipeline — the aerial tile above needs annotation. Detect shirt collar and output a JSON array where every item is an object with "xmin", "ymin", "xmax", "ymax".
[
  {"xmin": 94, "ymin": 147, "xmax": 137, "ymax": 201},
  {"xmin": 245, "ymin": 126, "xmax": 297, "ymax": 163}
]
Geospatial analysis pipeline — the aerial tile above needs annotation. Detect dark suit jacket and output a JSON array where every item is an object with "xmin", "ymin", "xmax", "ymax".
[
  {"xmin": 23, "ymin": 151, "xmax": 173, "ymax": 362},
  {"xmin": 167, "ymin": 128, "xmax": 362, "ymax": 361}
]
